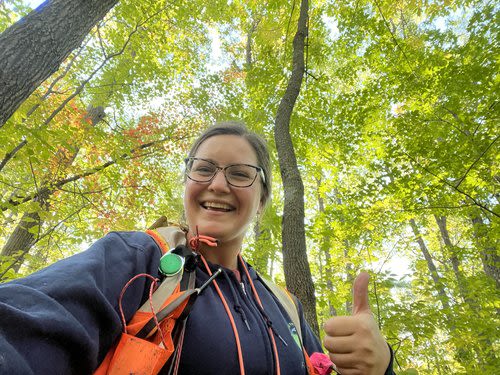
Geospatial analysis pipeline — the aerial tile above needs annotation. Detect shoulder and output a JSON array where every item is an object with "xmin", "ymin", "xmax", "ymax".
[{"xmin": 102, "ymin": 231, "xmax": 160, "ymax": 252}]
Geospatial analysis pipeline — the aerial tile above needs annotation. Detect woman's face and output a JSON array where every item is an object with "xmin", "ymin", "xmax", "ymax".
[{"xmin": 184, "ymin": 135, "xmax": 263, "ymax": 246}]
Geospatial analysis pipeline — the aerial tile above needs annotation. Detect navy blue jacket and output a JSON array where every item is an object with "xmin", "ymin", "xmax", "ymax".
[{"xmin": 0, "ymin": 231, "xmax": 322, "ymax": 374}]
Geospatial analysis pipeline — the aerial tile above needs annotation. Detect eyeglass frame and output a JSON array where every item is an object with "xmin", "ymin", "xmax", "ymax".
[{"xmin": 184, "ymin": 157, "xmax": 266, "ymax": 187}]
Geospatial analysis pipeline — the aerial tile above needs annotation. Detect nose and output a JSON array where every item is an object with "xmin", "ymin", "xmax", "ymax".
[{"xmin": 207, "ymin": 169, "xmax": 231, "ymax": 193}]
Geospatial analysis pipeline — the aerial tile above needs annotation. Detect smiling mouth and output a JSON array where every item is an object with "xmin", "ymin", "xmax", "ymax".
[{"xmin": 201, "ymin": 201, "xmax": 235, "ymax": 212}]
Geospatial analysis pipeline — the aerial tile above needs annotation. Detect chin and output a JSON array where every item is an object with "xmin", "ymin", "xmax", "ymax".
[{"xmin": 191, "ymin": 222, "xmax": 225, "ymax": 238}]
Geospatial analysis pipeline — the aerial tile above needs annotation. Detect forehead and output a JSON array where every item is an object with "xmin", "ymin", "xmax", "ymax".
[{"xmin": 194, "ymin": 135, "xmax": 258, "ymax": 164}]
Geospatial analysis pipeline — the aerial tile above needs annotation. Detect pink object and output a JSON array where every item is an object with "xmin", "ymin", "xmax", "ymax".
[{"xmin": 310, "ymin": 352, "xmax": 335, "ymax": 375}]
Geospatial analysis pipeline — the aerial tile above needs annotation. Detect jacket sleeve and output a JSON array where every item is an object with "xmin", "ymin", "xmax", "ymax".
[
  {"xmin": 297, "ymin": 299, "xmax": 396, "ymax": 374},
  {"xmin": 0, "ymin": 231, "xmax": 163, "ymax": 375}
]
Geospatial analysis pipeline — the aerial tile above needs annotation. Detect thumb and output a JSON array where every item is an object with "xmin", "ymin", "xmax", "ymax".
[{"xmin": 352, "ymin": 272, "xmax": 371, "ymax": 315}]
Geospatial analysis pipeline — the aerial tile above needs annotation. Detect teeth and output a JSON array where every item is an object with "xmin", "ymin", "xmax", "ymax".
[{"xmin": 203, "ymin": 202, "xmax": 232, "ymax": 210}]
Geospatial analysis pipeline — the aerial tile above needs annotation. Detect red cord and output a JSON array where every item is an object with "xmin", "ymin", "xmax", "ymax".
[
  {"xmin": 118, "ymin": 273, "xmax": 167, "ymax": 347},
  {"xmin": 189, "ymin": 225, "xmax": 219, "ymax": 250}
]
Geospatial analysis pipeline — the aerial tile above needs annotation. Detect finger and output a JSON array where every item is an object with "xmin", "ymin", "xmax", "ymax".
[
  {"xmin": 323, "ymin": 316, "xmax": 358, "ymax": 336},
  {"xmin": 323, "ymin": 335, "xmax": 358, "ymax": 354},
  {"xmin": 328, "ymin": 351, "xmax": 358, "ymax": 369},
  {"xmin": 352, "ymin": 272, "xmax": 370, "ymax": 315}
]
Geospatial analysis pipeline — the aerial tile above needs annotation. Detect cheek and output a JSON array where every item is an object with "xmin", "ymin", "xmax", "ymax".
[
  {"xmin": 183, "ymin": 183, "xmax": 198, "ymax": 211},
  {"xmin": 242, "ymin": 190, "xmax": 262, "ymax": 214}
]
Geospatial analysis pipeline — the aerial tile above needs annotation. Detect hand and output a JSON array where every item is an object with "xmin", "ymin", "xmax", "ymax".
[{"xmin": 323, "ymin": 272, "xmax": 390, "ymax": 375}]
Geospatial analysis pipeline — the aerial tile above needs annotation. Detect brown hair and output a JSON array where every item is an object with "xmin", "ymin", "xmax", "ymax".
[{"xmin": 187, "ymin": 121, "xmax": 272, "ymax": 206}]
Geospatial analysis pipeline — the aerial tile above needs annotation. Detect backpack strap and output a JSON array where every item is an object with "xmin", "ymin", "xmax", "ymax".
[
  {"xmin": 94, "ymin": 226, "xmax": 196, "ymax": 375},
  {"xmin": 259, "ymin": 276, "xmax": 303, "ymax": 340},
  {"xmin": 259, "ymin": 276, "xmax": 318, "ymax": 375}
]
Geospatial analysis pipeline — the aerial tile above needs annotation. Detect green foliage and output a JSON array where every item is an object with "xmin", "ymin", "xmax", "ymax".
[{"xmin": 1, "ymin": 0, "xmax": 498, "ymax": 372}]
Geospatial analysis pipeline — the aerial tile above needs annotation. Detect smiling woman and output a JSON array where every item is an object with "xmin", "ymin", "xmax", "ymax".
[{"xmin": 0, "ymin": 122, "xmax": 395, "ymax": 375}]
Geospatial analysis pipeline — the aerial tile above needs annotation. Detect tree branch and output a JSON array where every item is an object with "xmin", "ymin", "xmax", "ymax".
[
  {"xmin": 401, "ymin": 150, "xmax": 499, "ymax": 218},
  {"xmin": 0, "ymin": 7, "xmax": 169, "ymax": 174},
  {"xmin": 455, "ymin": 134, "xmax": 499, "ymax": 189},
  {"xmin": 0, "ymin": 203, "xmax": 89, "ymax": 280},
  {"xmin": 0, "ymin": 135, "xmax": 178, "ymax": 211}
]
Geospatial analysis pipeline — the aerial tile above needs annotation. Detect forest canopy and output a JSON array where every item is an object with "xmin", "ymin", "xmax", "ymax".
[{"xmin": 0, "ymin": 0, "xmax": 498, "ymax": 373}]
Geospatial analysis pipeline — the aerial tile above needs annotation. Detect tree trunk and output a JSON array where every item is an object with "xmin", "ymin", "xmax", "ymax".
[
  {"xmin": 0, "ymin": 106, "xmax": 105, "ymax": 277},
  {"xmin": 0, "ymin": 210, "xmax": 42, "ymax": 276},
  {"xmin": 273, "ymin": 0, "xmax": 319, "ymax": 336},
  {"xmin": 316, "ymin": 178, "xmax": 337, "ymax": 316},
  {"xmin": 344, "ymin": 243, "xmax": 354, "ymax": 314},
  {"xmin": 471, "ymin": 214, "xmax": 499, "ymax": 288},
  {"xmin": 253, "ymin": 220, "xmax": 270, "ymax": 275},
  {"xmin": 0, "ymin": 0, "xmax": 118, "ymax": 127},
  {"xmin": 434, "ymin": 215, "xmax": 473, "ymax": 306},
  {"xmin": 409, "ymin": 218, "xmax": 451, "ymax": 310},
  {"xmin": 245, "ymin": 18, "xmax": 259, "ymax": 70}
]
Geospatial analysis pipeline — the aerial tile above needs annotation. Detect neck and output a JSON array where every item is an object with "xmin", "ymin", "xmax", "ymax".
[{"xmin": 197, "ymin": 240, "xmax": 241, "ymax": 270}]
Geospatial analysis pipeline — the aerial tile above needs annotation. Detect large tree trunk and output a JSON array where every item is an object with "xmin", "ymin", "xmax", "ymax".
[
  {"xmin": 273, "ymin": 0, "xmax": 319, "ymax": 336},
  {"xmin": 0, "ymin": 0, "xmax": 118, "ymax": 127},
  {"xmin": 409, "ymin": 218, "xmax": 451, "ymax": 310}
]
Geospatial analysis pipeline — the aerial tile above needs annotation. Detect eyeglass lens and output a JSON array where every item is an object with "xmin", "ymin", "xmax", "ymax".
[{"xmin": 187, "ymin": 158, "xmax": 258, "ymax": 187}]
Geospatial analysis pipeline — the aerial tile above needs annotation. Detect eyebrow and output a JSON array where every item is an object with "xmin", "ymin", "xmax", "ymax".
[{"xmin": 194, "ymin": 157, "xmax": 258, "ymax": 167}]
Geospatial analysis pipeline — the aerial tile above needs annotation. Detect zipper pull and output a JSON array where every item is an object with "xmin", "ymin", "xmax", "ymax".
[
  {"xmin": 266, "ymin": 320, "xmax": 288, "ymax": 346},
  {"xmin": 240, "ymin": 282, "xmax": 247, "ymax": 296}
]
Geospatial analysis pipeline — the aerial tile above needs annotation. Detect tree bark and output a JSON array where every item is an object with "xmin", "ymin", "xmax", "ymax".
[
  {"xmin": 471, "ymin": 214, "xmax": 499, "ymax": 288},
  {"xmin": 409, "ymin": 218, "xmax": 451, "ymax": 310},
  {"xmin": 253, "ymin": 220, "xmax": 270, "ymax": 275},
  {"xmin": 0, "ymin": 106, "xmax": 106, "ymax": 277},
  {"xmin": 344, "ymin": 243, "xmax": 354, "ymax": 314},
  {"xmin": 316, "ymin": 178, "xmax": 337, "ymax": 316},
  {"xmin": 0, "ymin": 0, "xmax": 118, "ymax": 127},
  {"xmin": 273, "ymin": 0, "xmax": 319, "ymax": 336},
  {"xmin": 434, "ymin": 215, "xmax": 473, "ymax": 305},
  {"xmin": 0, "ymin": 210, "xmax": 42, "ymax": 276},
  {"xmin": 245, "ymin": 18, "xmax": 259, "ymax": 70}
]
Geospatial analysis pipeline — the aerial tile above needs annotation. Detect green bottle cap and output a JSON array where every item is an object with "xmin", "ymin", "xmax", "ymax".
[{"xmin": 159, "ymin": 252, "xmax": 184, "ymax": 276}]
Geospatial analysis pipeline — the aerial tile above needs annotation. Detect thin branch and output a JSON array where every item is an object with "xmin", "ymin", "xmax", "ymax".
[
  {"xmin": 27, "ymin": 156, "xmax": 40, "ymax": 202},
  {"xmin": 373, "ymin": 0, "xmax": 414, "ymax": 73},
  {"xmin": 283, "ymin": 0, "xmax": 297, "ymax": 63},
  {"xmin": 401, "ymin": 150, "xmax": 499, "ymax": 218},
  {"xmin": 442, "ymin": 106, "xmax": 467, "ymax": 128},
  {"xmin": 0, "ymin": 139, "xmax": 27, "ymax": 173},
  {"xmin": 455, "ymin": 133, "xmax": 499, "ymax": 189},
  {"xmin": 0, "ymin": 204, "xmax": 89, "ymax": 280},
  {"xmin": 1, "ymin": 135, "xmax": 182, "ymax": 211},
  {"xmin": 424, "ymin": 116, "xmax": 469, "ymax": 137},
  {"xmin": 401, "ymin": 204, "xmax": 476, "ymax": 211},
  {"xmin": 0, "ymin": 7, "xmax": 169, "ymax": 174},
  {"xmin": 96, "ymin": 23, "xmax": 108, "ymax": 58},
  {"xmin": 25, "ymin": 34, "xmax": 92, "ymax": 119},
  {"xmin": 305, "ymin": 70, "xmax": 319, "ymax": 80}
]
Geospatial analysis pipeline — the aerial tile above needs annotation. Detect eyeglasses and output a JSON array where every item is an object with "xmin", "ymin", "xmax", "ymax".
[{"xmin": 185, "ymin": 157, "xmax": 266, "ymax": 188}]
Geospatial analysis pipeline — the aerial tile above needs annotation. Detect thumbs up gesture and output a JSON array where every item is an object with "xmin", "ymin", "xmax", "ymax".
[{"xmin": 323, "ymin": 272, "xmax": 391, "ymax": 375}]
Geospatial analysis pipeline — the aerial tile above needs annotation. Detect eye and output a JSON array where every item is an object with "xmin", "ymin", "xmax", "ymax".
[
  {"xmin": 192, "ymin": 161, "xmax": 216, "ymax": 176},
  {"xmin": 227, "ymin": 166, "xmax": 253, "ymax": 180}
]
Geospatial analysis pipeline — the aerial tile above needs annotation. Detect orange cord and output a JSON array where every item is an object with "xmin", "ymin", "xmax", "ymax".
[
  {"xmin": 200, "ymin": 255, "xmax": 245, "ymax": 375},
  {"xmin": 239, "ymin": 255, "xmax": 281, "ymax": 375}
]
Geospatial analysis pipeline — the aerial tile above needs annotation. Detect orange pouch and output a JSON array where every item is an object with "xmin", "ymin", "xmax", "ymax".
[{"xmin": 104, "ymin": 333, "xmax": 171, "ymax": 375}]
